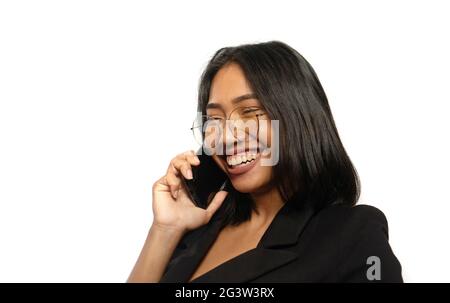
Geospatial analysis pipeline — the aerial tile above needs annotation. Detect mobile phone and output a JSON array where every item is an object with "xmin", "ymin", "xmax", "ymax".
[{"xmin": 180, "ymin": 150, "xmax": 231, "ymax": 208}]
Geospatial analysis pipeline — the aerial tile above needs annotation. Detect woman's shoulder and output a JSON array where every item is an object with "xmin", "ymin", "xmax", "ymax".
[
  {"xmin": 313, "ymin": 203, "xmax": 389, "ymax": 232},
  {"xmin": 309, "ymin": 203, "xmax": 392, "ymax": 255},
  {"xmin": 307, "ymin": 203, "xmax": 403, "ymax": 282},
  {"xmin": 315, "ymin": 203, "xmax": 387, "ymax": 220}
]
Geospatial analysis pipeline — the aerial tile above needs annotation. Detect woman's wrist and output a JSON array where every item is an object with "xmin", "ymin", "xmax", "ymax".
[{"xmin": 150, "ymin": 222, "xmax": 186, "ymax": 239}]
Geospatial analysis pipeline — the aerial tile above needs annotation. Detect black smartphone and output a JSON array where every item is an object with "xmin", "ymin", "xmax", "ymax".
[{"xmin": 180, "ymin": 150, "xmax": 231, "ymax": 208}]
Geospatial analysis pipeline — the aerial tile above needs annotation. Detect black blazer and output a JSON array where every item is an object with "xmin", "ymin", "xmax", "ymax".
[{"xmin": 160, "ymin": 201, "xmax": 403, "ymax": 283}]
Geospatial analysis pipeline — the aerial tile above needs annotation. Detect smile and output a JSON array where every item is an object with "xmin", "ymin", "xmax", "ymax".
[
  {"xmin": 223, "ymin": 151, "xmax": 261, "ymax": 176},
  {"xmin": 226, "ymin": 152, "xmax": 257, "ymax": 166}
]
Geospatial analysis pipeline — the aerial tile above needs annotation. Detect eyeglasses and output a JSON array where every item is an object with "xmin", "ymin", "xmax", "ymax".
[{"xmin": 190, "ymin": 106, "xmax": 268, "ymax": 147}]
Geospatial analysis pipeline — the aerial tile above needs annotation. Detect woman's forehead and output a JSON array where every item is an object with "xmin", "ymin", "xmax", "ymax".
[{"xmin": 209, "ymin": 64, "xmax": 253, "ymax": 102}]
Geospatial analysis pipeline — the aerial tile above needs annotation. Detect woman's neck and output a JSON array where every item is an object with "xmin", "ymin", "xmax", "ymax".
[{"xmin": 249, "ymin": 186, "xmax": 284, "ymax": 224}]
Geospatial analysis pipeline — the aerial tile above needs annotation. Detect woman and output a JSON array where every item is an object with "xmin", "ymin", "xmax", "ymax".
[{"xmin": 128, "ymin": 41, "xmax": 403, "ymax": 283}]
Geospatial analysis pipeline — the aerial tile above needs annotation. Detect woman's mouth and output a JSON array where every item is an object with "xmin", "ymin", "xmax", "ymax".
[{"xmin": 223, "ymin": 151, "xmax": 261, "ymax": 176}]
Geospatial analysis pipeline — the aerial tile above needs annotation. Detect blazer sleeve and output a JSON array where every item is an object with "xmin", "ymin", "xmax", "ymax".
[{"xmin": 337, "ymin": 205, "xmax": 403, "ymax": 282}]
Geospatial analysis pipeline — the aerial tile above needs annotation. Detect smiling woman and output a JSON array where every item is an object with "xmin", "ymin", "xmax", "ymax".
[{"xmin": 127, "ymin": 41, "xmax": 403, "ymax": 283}]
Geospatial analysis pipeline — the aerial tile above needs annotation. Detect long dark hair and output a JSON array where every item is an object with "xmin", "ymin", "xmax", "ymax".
[{"xmin": 196, "ymin": 40, "xmax": 360, "ymax": 226}]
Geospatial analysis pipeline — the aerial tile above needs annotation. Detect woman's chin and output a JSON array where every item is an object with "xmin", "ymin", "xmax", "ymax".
[
  {"xmin": 230, "ymin": 183, "xmax": 252, "ymax": 193},
  {"xmin": 229, "ymin": 172, "xmax": 267, "ymax": 193},
  {"xmin": 213, "ymin": 153, "xmax": 272, "ymax": 194}
]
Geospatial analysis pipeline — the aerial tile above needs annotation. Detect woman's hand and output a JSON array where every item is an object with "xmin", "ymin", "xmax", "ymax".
[{"xmin": 151, "ymin": 150, "xmax": 228, "ymax": 234}]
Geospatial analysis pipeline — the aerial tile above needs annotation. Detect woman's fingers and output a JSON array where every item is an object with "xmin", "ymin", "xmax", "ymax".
[
  {"xmin": 165, "ymin": 168, "xmax": 181, "ymax": 199},
  {"xmin": 152, "ymin": 176, "xmax": 170, "ymax": 193},
  {"xmin": 165, "ymin": 151, "xmax": 201, "ymax": 199},
  {"xmin": 171, "ymin": 152, "xmax": 200, "ymax": 180},
  {"xmin": 185, "ymin": 151, "xmax": 201, "ymax": 166}
]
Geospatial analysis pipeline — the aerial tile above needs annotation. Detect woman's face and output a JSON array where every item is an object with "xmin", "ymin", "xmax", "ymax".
[{"xmin": 206, "ymin": 62, "xmax": 275, "ymax": 195}]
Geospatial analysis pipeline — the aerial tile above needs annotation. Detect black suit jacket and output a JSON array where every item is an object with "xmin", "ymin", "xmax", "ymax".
[{"xmin": 160, "ymin": 201, "xmax": 403, "ymax": 283}]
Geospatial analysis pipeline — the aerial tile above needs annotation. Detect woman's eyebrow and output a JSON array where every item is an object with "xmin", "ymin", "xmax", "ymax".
[
  {"xmin": 205, "ymin": 103, "xmax": 222, "ymax": 110},
  {"xmin": 231, "ymin": 93, "xmax": 257, "ymax": 104},
  {"xmin": 206, "ymin": 93, "xmax": 258, "ymax": 109}
]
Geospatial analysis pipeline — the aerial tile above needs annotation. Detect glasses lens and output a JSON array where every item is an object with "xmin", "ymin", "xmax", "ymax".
[
  {"xmin": 191, "ymin": 115, "xmax": 205, "ymax": 145},
  {"xmin": 191, "ymin": 108, "xmax": 265, "ymax": 148},
  {"xmin": 229, "ymin": 107, "xmax": 261, "ymax": 140},
  {"xmin": 191, "ymin": 115, "xmax": 223, "ymax": 146}
]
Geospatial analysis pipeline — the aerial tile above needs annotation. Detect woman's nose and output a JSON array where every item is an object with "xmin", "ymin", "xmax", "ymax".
[{"xmin": 221, "ymin": 122, "xmax": 238, "ymax": 155}]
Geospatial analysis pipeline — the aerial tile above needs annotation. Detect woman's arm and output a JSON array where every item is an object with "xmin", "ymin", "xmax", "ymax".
[
  {"xmin": 127, "ymin": 150, "xmax": 228, "ymax": 283},
  {"xmin": 127, "ymin": 224, "xmax": 184, "ymax": 283}
]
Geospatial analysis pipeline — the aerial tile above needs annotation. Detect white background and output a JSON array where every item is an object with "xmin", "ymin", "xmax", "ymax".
[{"xmin": 0, "ymin": 1, "xmax": 449, "ymax": 282}]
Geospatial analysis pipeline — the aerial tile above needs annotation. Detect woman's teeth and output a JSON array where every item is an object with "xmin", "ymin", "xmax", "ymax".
[{"xmin": 226, "ymin": 152, "xmax": 257, "ymax": 167}]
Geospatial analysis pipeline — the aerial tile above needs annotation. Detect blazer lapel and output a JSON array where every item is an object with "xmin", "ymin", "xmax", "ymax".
[
  {"xmin": 159, "ymin": 216, "xmax": 224, "ymax": 282},
  {"xmin": 189, "ymin": 248, "xmax": 299, "ymax": 283},
  {"xmin": 160, "ymin": 200, "xmax": 316, "ymax": 283}
]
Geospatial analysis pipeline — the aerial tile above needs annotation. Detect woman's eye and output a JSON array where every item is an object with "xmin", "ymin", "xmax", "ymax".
[{"xmin": 242, "ymin": 108, "xmax": 263, "ymax": 115}]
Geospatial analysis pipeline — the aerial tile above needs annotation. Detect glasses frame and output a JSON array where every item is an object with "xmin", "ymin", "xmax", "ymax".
[{"xmin": 190, "ymin": 106, "xmax": 268, "ymax": 146}]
